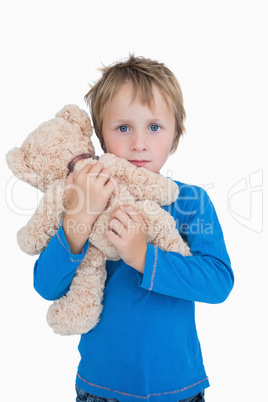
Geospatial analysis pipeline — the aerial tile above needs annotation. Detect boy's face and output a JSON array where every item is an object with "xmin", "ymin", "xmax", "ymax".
[{"xmin": 102, "ymin": 82, "xmax": 176, "ymax": 173}]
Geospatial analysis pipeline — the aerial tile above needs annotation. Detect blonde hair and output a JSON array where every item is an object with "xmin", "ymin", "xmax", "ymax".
[{"xmin": 84, "ymin": 55, "xmax": 186, "ymax": 154}]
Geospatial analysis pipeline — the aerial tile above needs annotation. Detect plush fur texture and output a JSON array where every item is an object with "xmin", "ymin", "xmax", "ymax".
[{"xmin": 6, "ymin": 105, "xmax": 191, "ymax": 336}]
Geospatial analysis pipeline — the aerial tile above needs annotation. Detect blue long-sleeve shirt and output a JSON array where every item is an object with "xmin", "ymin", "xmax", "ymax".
[{"xmin": 34, "ymin": 181, "xmax": 234, "ymax": 401}]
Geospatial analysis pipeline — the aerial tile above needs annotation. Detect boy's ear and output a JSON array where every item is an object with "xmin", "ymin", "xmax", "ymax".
[{"xmin": 6, "ymin": 147, "xmax": 42, "ymax": 190}]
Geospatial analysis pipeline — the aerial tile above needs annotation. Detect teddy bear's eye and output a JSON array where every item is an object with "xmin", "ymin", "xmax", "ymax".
[{"xmin": 118, "ymin": 125, "xmax": 129, "ymax": 133}]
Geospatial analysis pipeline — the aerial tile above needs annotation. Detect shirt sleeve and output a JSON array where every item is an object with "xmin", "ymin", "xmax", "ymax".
[
  {"xmin": 33, "ymin": 223, "xmax": 89, "ymax": 301},
  {"xmin": 138, "ymin": 188, "xmax": 234, "ymax": 304}
]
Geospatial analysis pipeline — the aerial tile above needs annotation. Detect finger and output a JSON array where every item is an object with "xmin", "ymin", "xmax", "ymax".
[
  {"xmin": 110, "ymin": 207, "xmax": 131, "ymax": 229},
  {"xmin": 121, "ymin": 205, "xmax": 144, "ymax": 223},
  {"xmin": 75, "ymin": 161, "xmax": 103, "ymax": 181},
  {"xmin": 103, "ymin": 176, "xmax": 119, "ymax": 193},
  {"xmin": 108, "ymin": 219, "xmax": 126, "ymax": 237},
  {"xmin": 65, "ymin": 174, "xmax": 76, "ymax": 186},
  {"xmin": 85, "ymin": 162, "xmax": 106, "ymax": 177},
  {"xmin": 76, "ymin": 161, "xmax": 96, "ymax": 176},
  {"xmin": 106, "ymin": 229, "xmax": 121, "ymax": 242},
  {"xmin": 96, "ymin": 168, "xmax": 113, "ymax": 186},
  {"xmin": 120, "ymin": 205, "xmax": 147, "ymax": 235}
]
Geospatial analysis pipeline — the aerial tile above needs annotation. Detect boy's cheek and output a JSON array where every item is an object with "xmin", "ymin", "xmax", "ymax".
[{"xmin": 103, "ymin": 136, "xmax": 127, "ymax": 158}]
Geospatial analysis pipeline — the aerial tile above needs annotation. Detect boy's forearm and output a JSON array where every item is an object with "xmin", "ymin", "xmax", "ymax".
[
  {"xmin": 62, "ymin": 214, "xmax": 94, "ymax": 254},
  {"xmin": 34, "ymin": 223, "xmax": 89, "ymax": 300},
  {"xmin": 140, "ymin": 245, "xmax": 234, "ymax": 304}
]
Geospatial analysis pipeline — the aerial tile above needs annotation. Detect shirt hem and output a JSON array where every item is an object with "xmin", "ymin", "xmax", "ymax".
[{"xmin": 76, "ymin": 372, "xmax": 210, "ymax": 401}]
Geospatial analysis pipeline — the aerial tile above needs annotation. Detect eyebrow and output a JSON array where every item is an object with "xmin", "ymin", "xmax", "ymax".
[{"xmin": 112, "ymin": 118, "xmax": 167, "ymax": 125}]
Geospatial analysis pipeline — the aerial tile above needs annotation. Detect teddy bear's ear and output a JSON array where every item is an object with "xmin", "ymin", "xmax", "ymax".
[
  {"xmin": 56, "ymin": 104, "xmax": 93, "ymax": 138},
  {"xmin": 6, "ymin": 147, "xmax": 42, "ymax": 189}
]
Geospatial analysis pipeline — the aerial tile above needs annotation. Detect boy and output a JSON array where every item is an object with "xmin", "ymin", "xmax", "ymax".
[{"xmin": 34, "ymin": 55, "xmax": 234, "ymax": 402}]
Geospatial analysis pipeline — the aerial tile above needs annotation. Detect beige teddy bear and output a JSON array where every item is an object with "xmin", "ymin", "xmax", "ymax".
[{"xmin": 6, "ymin": 104, "xmax": 191, "ymax": 335}]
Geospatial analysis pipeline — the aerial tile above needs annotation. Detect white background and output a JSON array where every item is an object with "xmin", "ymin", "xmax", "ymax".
[{"xmin": 1, "ymin": 1, "xmax": 267, "ymax": 401}]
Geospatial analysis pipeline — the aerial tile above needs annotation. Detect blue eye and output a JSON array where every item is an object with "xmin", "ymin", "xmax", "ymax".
[
  {"xmin": 150, "ymin": 124, "xmax": 160, "ymax": 132},
  {"xmin": 118, "ymin": 125, "xmax": 129, "ymax": 132}
]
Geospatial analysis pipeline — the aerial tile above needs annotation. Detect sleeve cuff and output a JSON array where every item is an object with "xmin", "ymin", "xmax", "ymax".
[
  {"xmin": 56, "ymin": 222, "xmax": 89, "ymax": 261},
  {"xmin": 138, "ymin": 244, "xmax": 158, "ymax": 291}
]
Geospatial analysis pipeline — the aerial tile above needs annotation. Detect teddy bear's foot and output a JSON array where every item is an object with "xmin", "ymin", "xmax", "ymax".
[
  {"xmin": 47, "ymin": 293, "xmax": 104, "ymax": 335},
  {"xmin": 47, "ymin": 253, "xmax": 107, "ymax": 335}
]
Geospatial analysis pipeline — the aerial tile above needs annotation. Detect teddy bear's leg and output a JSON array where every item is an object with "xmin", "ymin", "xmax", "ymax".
[
  {"xmin": 47, "ymin": 246, "xmax": 107, "ymax": 335},
  {"xmin": 135, "ymin": 201, "xmax": 192, "ymax": 257},
  {"xmin": 17, "ymin": 180, "xmax": 67, "ymax": 255}
]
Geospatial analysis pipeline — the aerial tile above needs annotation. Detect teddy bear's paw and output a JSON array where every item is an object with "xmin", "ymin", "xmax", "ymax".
[
  {"xmin": 162, "ymin": 234, "xmax": 191, "ymax": 256},
  {"xmin": 46, "ymin": 291, "xmax": 104, "ymax": 335},
  {"xmin": 17, "ymin": 226, "xmax": 49, "ymax": 255}
]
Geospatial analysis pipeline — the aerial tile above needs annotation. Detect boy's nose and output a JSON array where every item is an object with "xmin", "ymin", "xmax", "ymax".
[{"xmin": 130, "ymin": 132, "xmax": 148, "ymax": 152}]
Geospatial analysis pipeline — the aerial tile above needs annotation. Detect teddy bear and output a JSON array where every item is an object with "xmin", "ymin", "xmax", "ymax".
[{"xmin": 6, "ymin": 104, "xmax": 191, "ymax": 335}]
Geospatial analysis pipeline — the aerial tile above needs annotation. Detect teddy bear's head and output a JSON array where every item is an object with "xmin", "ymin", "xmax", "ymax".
[{"xmin": 6, "ymin": 105, "xmax": 94, "ymax": 192}]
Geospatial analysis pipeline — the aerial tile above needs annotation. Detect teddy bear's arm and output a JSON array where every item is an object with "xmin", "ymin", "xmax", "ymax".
[
  {"xmin": 135, "ymin": 200, "xmax": 192, "ymax": 257},
  {"xmin": 99, "ymin": 153, "xmax": 179, "ymax": 206},
  {"xmin": 17, "ymin": 180, "xmax": 67, "ymax": 255}
]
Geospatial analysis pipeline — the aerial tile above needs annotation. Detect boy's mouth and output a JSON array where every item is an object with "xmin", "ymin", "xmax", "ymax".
[{"xmin": 129, "ymin": 160, "xmax": 150, "ymax": 167}]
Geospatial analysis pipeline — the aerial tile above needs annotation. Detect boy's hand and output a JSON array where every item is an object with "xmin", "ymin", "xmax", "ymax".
[
  {"xmin": 106, "ymin": 205, "xmax": 147, "ymax": 273},
  {"xmin": 63, "ymin": 162, "xmax": 118, "ymax": 254}
]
